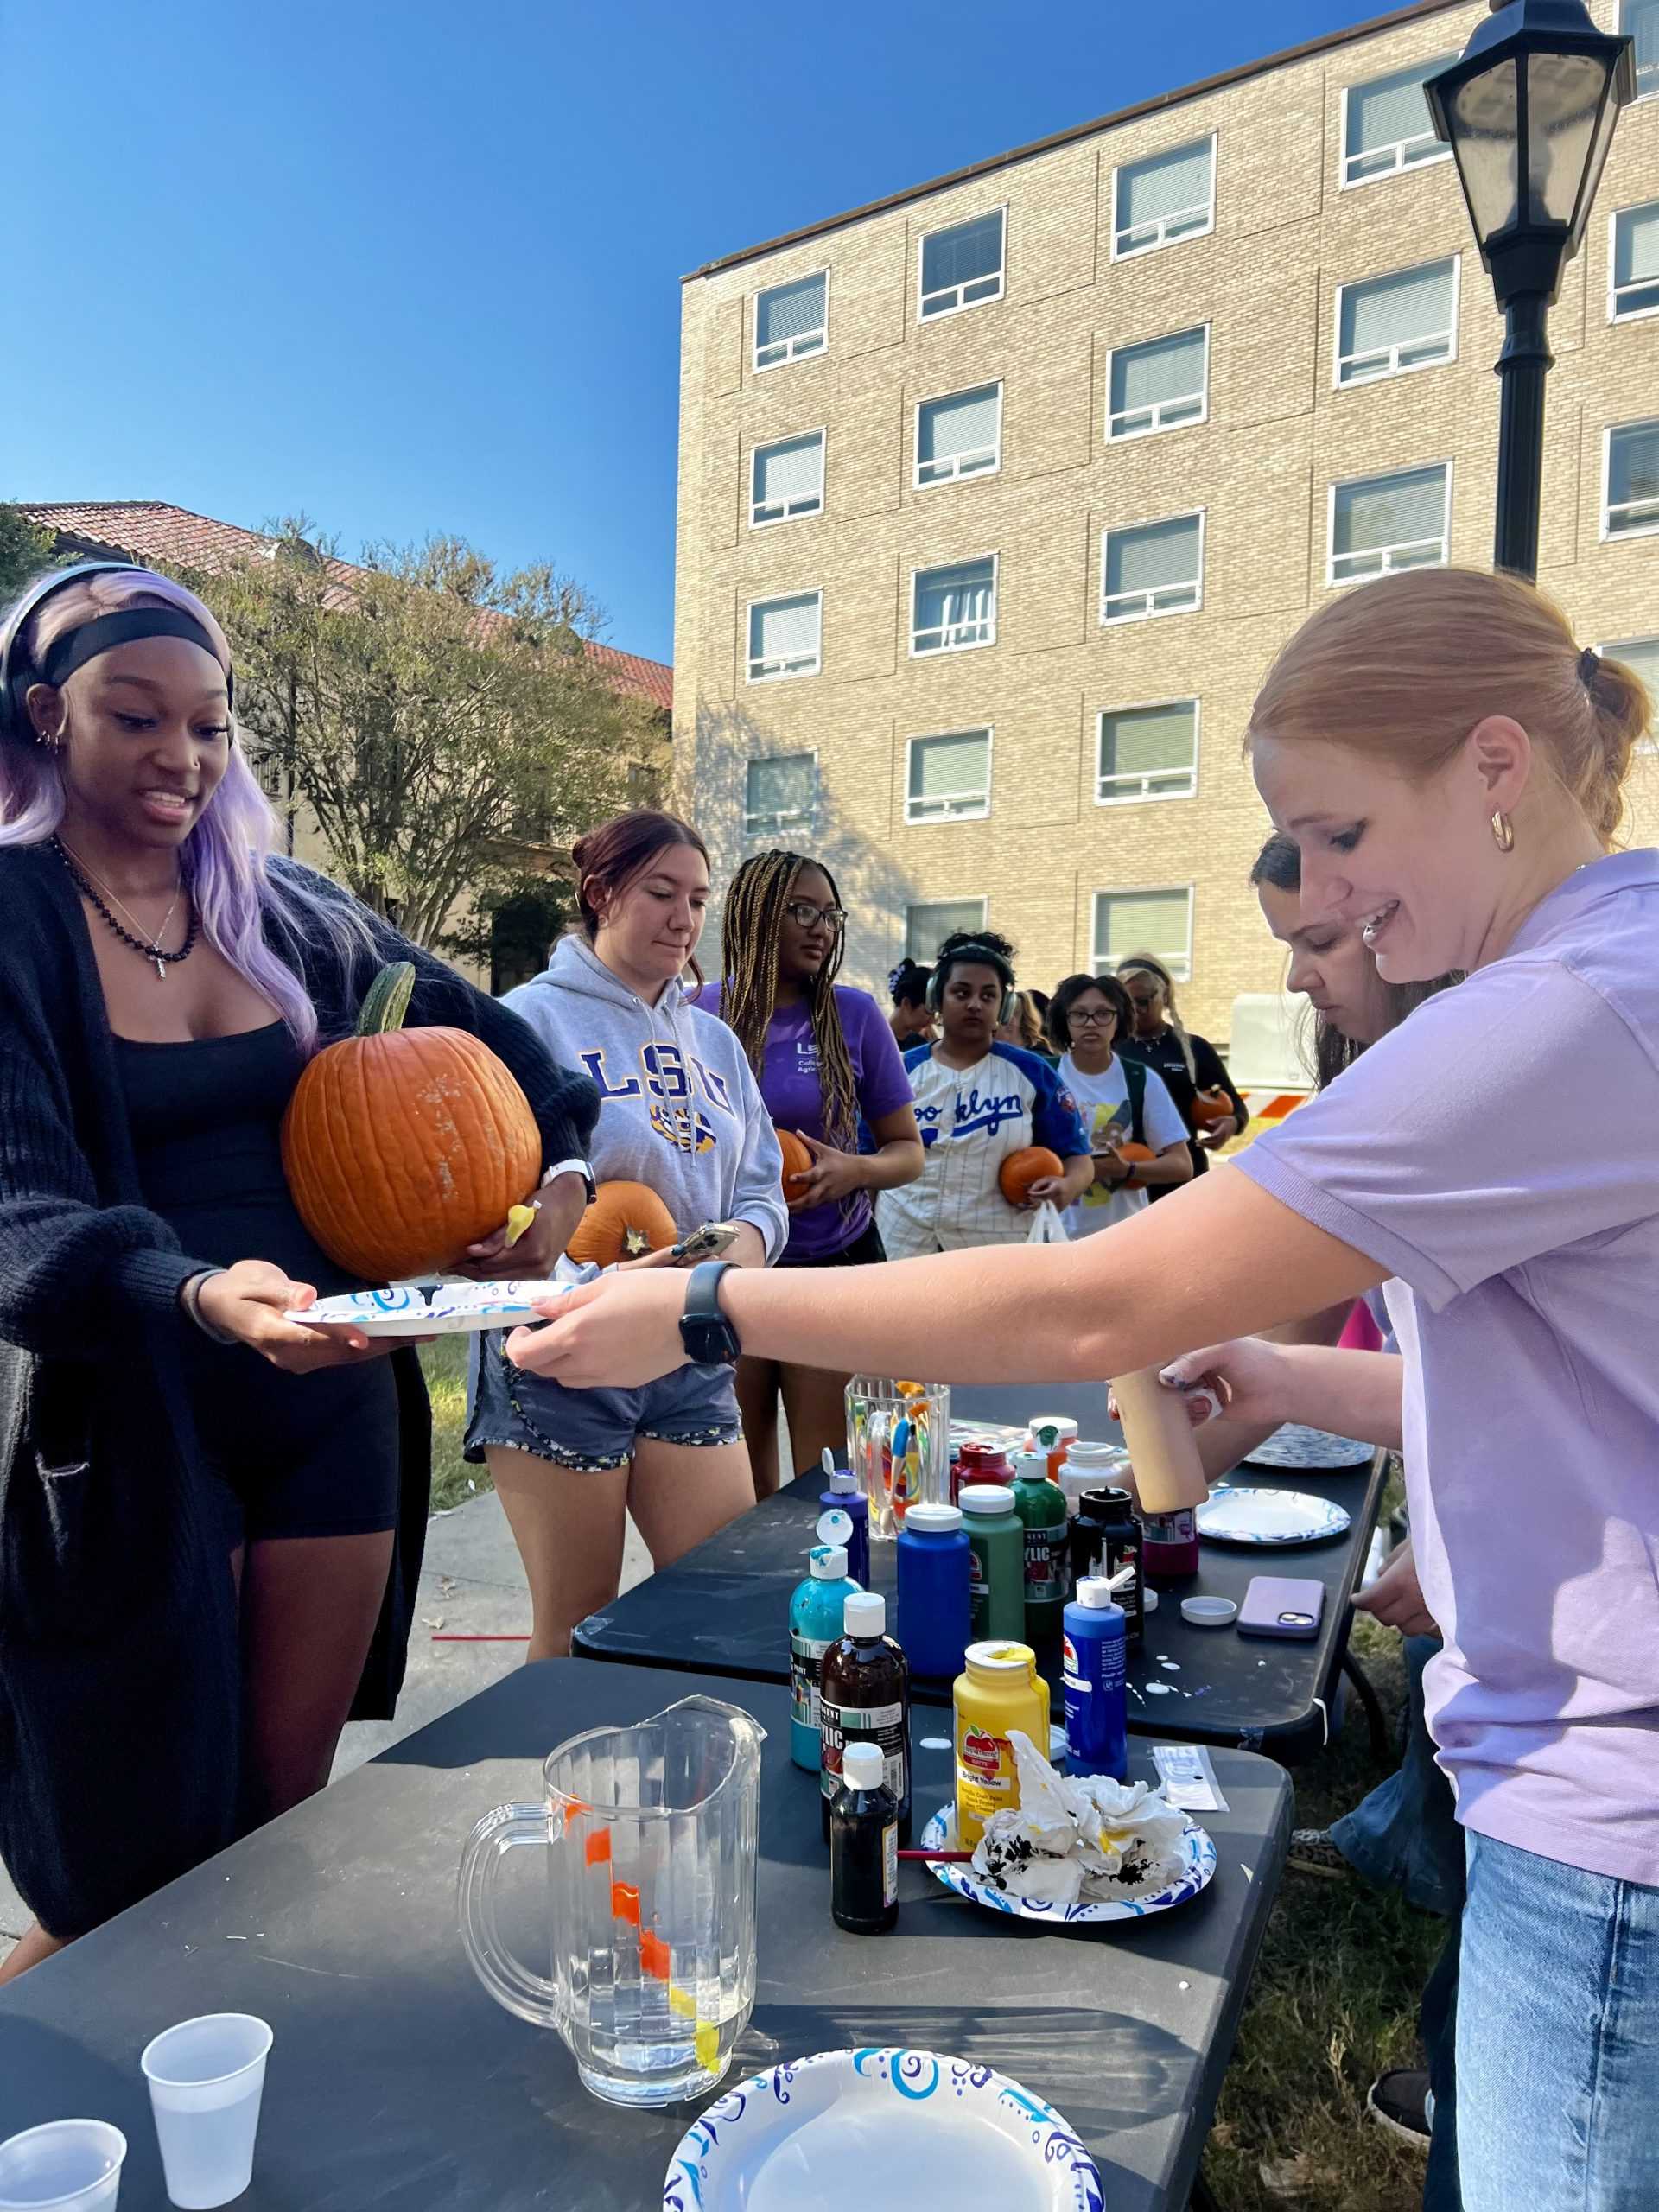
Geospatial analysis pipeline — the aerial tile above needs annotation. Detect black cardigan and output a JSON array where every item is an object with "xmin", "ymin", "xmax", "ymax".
[{"xmin": 0, "ymin": 843, "xmax": 598, "ymax": 1937}]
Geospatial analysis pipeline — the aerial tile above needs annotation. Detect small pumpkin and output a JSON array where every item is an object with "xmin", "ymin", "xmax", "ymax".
[
  {"xmin": 566, "ymin": 1179, "xmax": 677, "ymax": 1268},
  {"xmin": 1192, "ymin": 1087, "xmax": 1234, "ymax": 1128},
  {"xmin": 998, "ymin": 1145, "xmax": 1063, "ymax": 1205},
  {"xmin": 282, "ymin": 961, "xmax": 542, "ymax": 1284},
  {"xmin": 776, "ymin": 1128, "xmax": 815, "ymax": 1211},
  {"xmin": 1114, "ymin": 1141, "xmax": 1156, "ymax": 1164}
]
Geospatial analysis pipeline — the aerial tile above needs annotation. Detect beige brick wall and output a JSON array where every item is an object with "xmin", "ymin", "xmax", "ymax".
[{"xmin": 674, "ymin": 0, "xmax": 1659, "ymax": 1039}]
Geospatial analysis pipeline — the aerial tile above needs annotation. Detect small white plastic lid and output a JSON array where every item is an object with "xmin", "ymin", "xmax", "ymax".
[
  {"xmin": 1011, "ymin": 1451, "xmax": 1051, "ymax": 1484},
  {"xmin": 829, "ymin": 1468, "xmax": 857, "ymax": 1495},
  {"xmin": 816, "ymin": 1508, "xmax": 855, "ymax": 1550},
  {"xmin": 845, "ymin": 1591, "xmax": 887, "ymax": 1637},
  {"xmin": 1075, "ymin": 1576, "xmax": 1123, "ymax": 1611},
  {"xmin": 1181, "ymin": 1594, "xmax": 1237, "ymax": 1628},
  {"xmin": 1029, "ymin": 1414, "xmax": 1079, "ymax": 1446},
  {"xmin": 1143, "ymin": 1587, "xmax": 1160, "ymax": 1613},
  {"xmin": 959, "ymin": 1484, "xmax": 1016, "ymax": 1515},
  {"xmin": 1065, "ymin": 1439, "xmax": 1126, "ymax": 1466},
  {"xmin": 903, "ymin": 1503, "xmax": 963, "ymax": 1532},
  {"xmin": 841, "ymin": 1741, "xmax": 886, "ymax": 1791},
  {"xmin": 810, "ymin": 1544, "xmax": 849, "ymax": 1580},
  {"xmin": 964, "ymin": 1638, "xmax": 1036, "ymax": 1670}
]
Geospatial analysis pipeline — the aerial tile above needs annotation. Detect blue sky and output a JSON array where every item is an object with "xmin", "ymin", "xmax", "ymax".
[{"xmin": 7, "ymin": 0, "xmax": 1391, "ymax": 664}]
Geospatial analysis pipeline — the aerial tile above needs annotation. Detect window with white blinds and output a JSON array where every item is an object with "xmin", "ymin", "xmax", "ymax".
[
  {"xmin": 1624, "ymin": 0, "xmax": 1658, "ymax": 100},
  {"xmin": 918, "ymin": 211, "xmax": 1006, "ymax": 319},
  {"xmin": 1337, "ymin": 259, "xmax": 1457, "ymax": 385},
  {"xmin": 744, "ymin": 753, "xmax": 817, "ymax": 836},
  {"xmin": 916, "ymin": 385, "xmax": 1002, "ymax": 486},
  {"xmin": 747, "ymin": 591, "xmax": 823, "ymax": 682},
  {"xmin": 1342, "ymin": 59, "xmax": 1452, "ymax": 184},
  {"xmin": 1092, "ymin": 888, "xmax": 1193, "ymax": 982},
  {"xmin": 906, "ymin": 729, "xmax": 992, "ymax": 823},
  {"xmin": 912, "ymin": 557, "xmax": 997, "ymax": 655},
  {"xmin": 1605, "ymin": 422, "xmax": 1659, "ymax": 540},
  {"xmin": 1107, "ymin": 327, "xmax": 1209, "ymax": 439},
  {"xmin": 906, "ymin": 898, "xmax": 987, "ymax": 963},
  {"xmin": 1096, "ymin": 701, "xmax": 1199, "ymax": 804},
  {"xmin": 1112, "ymin": 137, "xmax": 1216, "ymax": 258},
  {"xmin": 1599, "ymin": 637, "xmax": 1659, "ymax": 750},
  {"xmin": 1611, "ymin": 203, "xmax": 1659, "ymax": 321},
  {"xmin": 754, "ymin": 273, "xmax": 829, "ymax": 370},
  {"xmin": 1100, "ymin": 514, "xmax": 1204, "ymax": 625},
  {"xmin": 750, "ymin": 432, "xmax": 824, "ymax": 526},
  {"xmin": 1329, "ymin": 464, "xmax": 1451, "ymax": 583}
]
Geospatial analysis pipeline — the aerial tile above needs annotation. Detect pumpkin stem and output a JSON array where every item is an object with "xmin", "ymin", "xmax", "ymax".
[{"xmin": 357, "ymin": 961, "xmax": 417, "ymax": 1037}]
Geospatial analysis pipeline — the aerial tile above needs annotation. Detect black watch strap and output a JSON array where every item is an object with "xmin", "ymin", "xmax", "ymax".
[{"xmin": 679, "ymin": 1260, "xmax": 741, "ymax": 1368}]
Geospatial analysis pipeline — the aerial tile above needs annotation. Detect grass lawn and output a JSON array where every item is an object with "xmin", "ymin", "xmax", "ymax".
[{"xmin": 416, "ymin": 1341, "xmax": 1441, "ymax": 2208}]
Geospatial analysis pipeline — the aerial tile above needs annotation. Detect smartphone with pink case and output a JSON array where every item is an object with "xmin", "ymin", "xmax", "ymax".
[{"xmin": 1238, "ymin": 1576, "xmax": 1325, "ymax": 1638}]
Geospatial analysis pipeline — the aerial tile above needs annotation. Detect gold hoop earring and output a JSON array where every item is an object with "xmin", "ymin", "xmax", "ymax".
[{"xmin": 1491, "ymin": 810, "xmax": 1515, "ymax": 853}]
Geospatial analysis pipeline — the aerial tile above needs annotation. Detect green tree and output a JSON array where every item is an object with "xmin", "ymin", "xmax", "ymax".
[
  {"xmin": 183, "ymin": 523, "xmax": 646, "ymax": 949},
  {"xmin": 0, "ymin": 505, "xmax": 59, "ymax": 601}
]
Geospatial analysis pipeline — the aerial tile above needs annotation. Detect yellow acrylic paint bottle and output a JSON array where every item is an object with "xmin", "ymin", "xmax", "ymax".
[{"xmin": 952, "ymin": 1639, "xmax": 1048, "ymax": 1848}]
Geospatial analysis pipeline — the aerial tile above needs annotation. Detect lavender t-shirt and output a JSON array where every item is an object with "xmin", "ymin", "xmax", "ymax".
[
  {"xmin": 691, "ymin": 983, "xmax": 914, "ymax": 1260},
  {"xmin": 1236, "ymin": 851, "xmax": 1659, "ymax": 1886}
]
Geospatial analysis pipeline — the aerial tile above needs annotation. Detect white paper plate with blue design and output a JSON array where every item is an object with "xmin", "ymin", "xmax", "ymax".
[
  {"xmin": 1196, "ymin": 1485, "xmax": 1351, "ymax": 1546},
  {"xmin": 283, "ymin": 1281, "xmax": 570, "ymax": 1337},
  {"xmin": 918, "ymin": 1805, "xmax": 1216, "ymax": 1926},
  {"xmin": 662, "ymin": 2047, "xmax": 1103, "ymax": 2212}
]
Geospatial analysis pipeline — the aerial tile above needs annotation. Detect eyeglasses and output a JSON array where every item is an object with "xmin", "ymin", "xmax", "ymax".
[
  {"xmin": 1069, "ymin": 1007, "xmax": 1117, "ymax": 1026},
  {"xmin": 785, "ymin": 900, "xmax": 846, "ymax": 930}
]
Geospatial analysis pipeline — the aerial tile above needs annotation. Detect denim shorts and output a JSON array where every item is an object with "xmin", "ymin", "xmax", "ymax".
[{"xmin": 463, "ymin": 1332, "xmax": 741, "ymax": 1472}]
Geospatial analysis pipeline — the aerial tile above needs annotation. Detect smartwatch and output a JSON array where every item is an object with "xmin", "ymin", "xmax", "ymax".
[
  {"xmin": 679, "ymin": 1261, "xmax": 741, "ymax": 1367},
  {"xmin": 543, "ymin": 1156, "xmax": 598, "ymax": 1207}
]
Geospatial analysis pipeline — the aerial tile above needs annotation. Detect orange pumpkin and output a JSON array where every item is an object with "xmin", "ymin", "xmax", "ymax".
[
  {"xmin": 1115, "ymin": 1141, "xmax": 1156, "ymax": 1164},
  {"xmin": 282, "ymin": 961, "xmax": 542, "ymax": 1283},
  {"xmin": 998, "ymin": 1145, "xmax": 1063, "ymax": 1205},
  {"xmin": 1192, "ymin": 1087, "xmax": 1234, "ymax": 1128},
  {"xmin": 566, "ymin": 1179, "xmax": 677, "ymax": 1268},
  {"xmin": 776, "ymin": 1128, "xmax": 815, "ymax": 1211}
]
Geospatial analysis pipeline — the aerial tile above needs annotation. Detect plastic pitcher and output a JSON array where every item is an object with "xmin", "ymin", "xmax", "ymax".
[{"xmin": 457, "ymin": 1694, "xmax": 766, "ymax": 2107}]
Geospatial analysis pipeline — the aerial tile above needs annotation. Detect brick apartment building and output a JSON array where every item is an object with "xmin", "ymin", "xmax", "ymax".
[{"xmin": 673, "ymin": 0, "xmax": 1659, "ymax": 1040}]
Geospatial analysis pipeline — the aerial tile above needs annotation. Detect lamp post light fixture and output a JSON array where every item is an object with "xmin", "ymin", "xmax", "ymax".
[{"xmin": 1426, "ymin": 0, "xmax": 1634, "ymax": 582}]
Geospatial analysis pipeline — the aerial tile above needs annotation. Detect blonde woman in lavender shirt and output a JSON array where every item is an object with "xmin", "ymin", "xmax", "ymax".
[{"xmin": 512, "ymin": 569, "xmax": 1657, "ymax": 2209}]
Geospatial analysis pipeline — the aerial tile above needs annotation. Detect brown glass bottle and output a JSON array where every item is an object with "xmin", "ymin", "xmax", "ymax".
[{"xmin": 818, "ymin": 1590, "xmax": 912, "ymax": 1847}]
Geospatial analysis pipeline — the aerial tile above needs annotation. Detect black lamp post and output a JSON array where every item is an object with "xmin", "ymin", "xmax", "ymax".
[{"xmin": 1426, "ymin": 0, "xmax": 1634, "ymax": 582}]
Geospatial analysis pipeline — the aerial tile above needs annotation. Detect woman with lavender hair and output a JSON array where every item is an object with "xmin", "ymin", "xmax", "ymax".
[{"xmin": 0, "ymin": 563, "xmax": 599, "ymax": 1979}]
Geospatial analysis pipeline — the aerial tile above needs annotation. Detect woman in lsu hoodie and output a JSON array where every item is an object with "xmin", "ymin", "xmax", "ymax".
[{"xmin": 465, "ymin": 810, "xmax": 788, "ymax": 1656}]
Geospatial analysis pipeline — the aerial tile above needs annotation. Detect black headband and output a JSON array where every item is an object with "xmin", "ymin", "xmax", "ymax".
[{"xmin": 38, "ymin": 607, "xmax": 234, "ymax": 708}]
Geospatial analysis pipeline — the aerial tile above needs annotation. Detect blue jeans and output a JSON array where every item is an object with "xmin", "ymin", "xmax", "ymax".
[
  {"xmin": 1332, "ymin": 1634, "xmax": 1465, "ymax": 1918},
  {"xmin": 1457, "ymin": 1831, "xmax": 1659, "ymax": 2210}
]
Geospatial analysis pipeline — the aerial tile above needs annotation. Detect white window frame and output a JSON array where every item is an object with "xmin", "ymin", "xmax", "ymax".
[
  {"xmin": 916, "ymin": 206, "xmax": 1007, "ymax": 322},
  {"xmin": 1098, "ymin": 510, "xmax": 1205, "ymax": 627},
  {"xmin": 909, "ymin": 553, "xmax": 999, "ymax": 658},
  {"xmin": 1598, "ymin": 638, "xmax": 1659, "ymax": 753},
  {"xmin": 1332, "ymin": 255, "xmax": 1461, "ymax": 388},
  {"xmin": 1339, "ymin": 60, "xmax": 1455, "ymax": 189},
  {"xmin": 1110, "ymin": 133, "xmax": 1217, "ymax": 262},
  {"xmin": 745, "ymin": 589, "xmax": 823, "ymax": 683},
  {"xmin": 742, "ymin": 751, "xmax": 819, "ymax": 838},
  {"xmin": 1625, "ymin": 1, "xmax": 1659, "ymax": 102},
  {"xmin": 904, "ymin": 728, "xmax": 994, "ymax": 825},
  {"xmin": 1105, "ymin": 324, "xmax": 1210, "ymax": 442},
  {"xmin": 1602, "ymin": 420, "xmax": 1659, "ymax": 542},
  {"xmin": 1091, "ymin": 886, "xmax": 1195, "ymax": 984},
  {"xmin": 1608, "ymin": 203, "xmax": 1659, "ymax": 324},
  {"xmin": 752, "ymin": 269, "xmax": 830, "ymax": 372},
  {"xmin": 1326, "ymin": 461, "xmax": 1452, "ymax": 587},
  {"xmin": 913, "ymin": 382, "xmax": 1003, "ymax": 489},
  {"xmin": 906, "ymin": 895, "xmax": 988, "ymax": 963},
  {"xmin": 748, "ymin": 428, "xmax": 826, "ymax": 529},
  {"xmin": 1095, "ymin": 698, "xmax": 1201, "ymax": 808}
]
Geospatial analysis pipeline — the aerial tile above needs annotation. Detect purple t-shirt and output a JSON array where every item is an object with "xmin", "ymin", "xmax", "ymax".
[
  {"xmin": 1236, "ymin": 851, "xmax": 1659, "ymax": 1886},
  {"xmin": 691, "ymin": 983, "xmax": 915, "ymax": 1260}
]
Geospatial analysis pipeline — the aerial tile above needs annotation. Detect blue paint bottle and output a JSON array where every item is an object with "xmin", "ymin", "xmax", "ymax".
[
  {"xmin": 819, "ymin": 1456, "xmax": 870, "ymax": 1588},
  {"xmin": 895, "ymin": 1502, "xmax": 972, "ymax": 1680},
  {"xmin": 790, "ymin": 1544, "xmax": 861, "ymax": 1771},
  {"xmin": 1061, "ymin": 1577, "xmax": 1128, "ymax": 1782}
]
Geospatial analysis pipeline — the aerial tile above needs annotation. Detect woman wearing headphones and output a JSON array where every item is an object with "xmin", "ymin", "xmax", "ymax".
[
  {"xmin": 1115, "ymin": 952, "xmax": 1249, "ymax": 1193},
  {"xmin": 877, "ymin": 930, "xmax": 1090, "ymax": 1258},
  {"xmin": 518, "ymin": 569, "xmax": 1659, "ymax": 2209},
  {"xmin": 0, "ymin": 564, "xmax": 598, "ymax": 1980}
]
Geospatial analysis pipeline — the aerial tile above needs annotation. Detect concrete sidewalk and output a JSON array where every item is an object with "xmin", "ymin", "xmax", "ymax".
[{"xmin": 0, "ymin": 1493, "xmax": 653, "ymax": 1967}]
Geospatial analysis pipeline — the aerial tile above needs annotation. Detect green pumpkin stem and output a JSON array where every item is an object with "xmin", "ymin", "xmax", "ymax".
[{"xmin": 357, "ymin": 961, "xmax": 416, "ymax": 1037}]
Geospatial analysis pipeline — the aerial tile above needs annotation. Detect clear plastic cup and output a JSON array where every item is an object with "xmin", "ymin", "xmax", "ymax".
[
  {"xmin": 140, "ymin": 2015, "xmax": 271, "ymax": 2210},
  {"xmin": 0, "ymin": 2119, "xmax": 126, "ymax": 2210}
]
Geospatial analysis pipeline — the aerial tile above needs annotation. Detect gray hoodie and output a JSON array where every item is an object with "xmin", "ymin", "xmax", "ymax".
[{"xmin": 503, "ymin": 935, "xmax": 789, "ymax": 1261}]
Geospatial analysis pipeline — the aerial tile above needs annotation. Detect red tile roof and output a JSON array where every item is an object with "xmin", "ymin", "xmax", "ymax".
[{"xmin": 22, "ymin": 501, "xmax": 672, "ymax": 715}]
